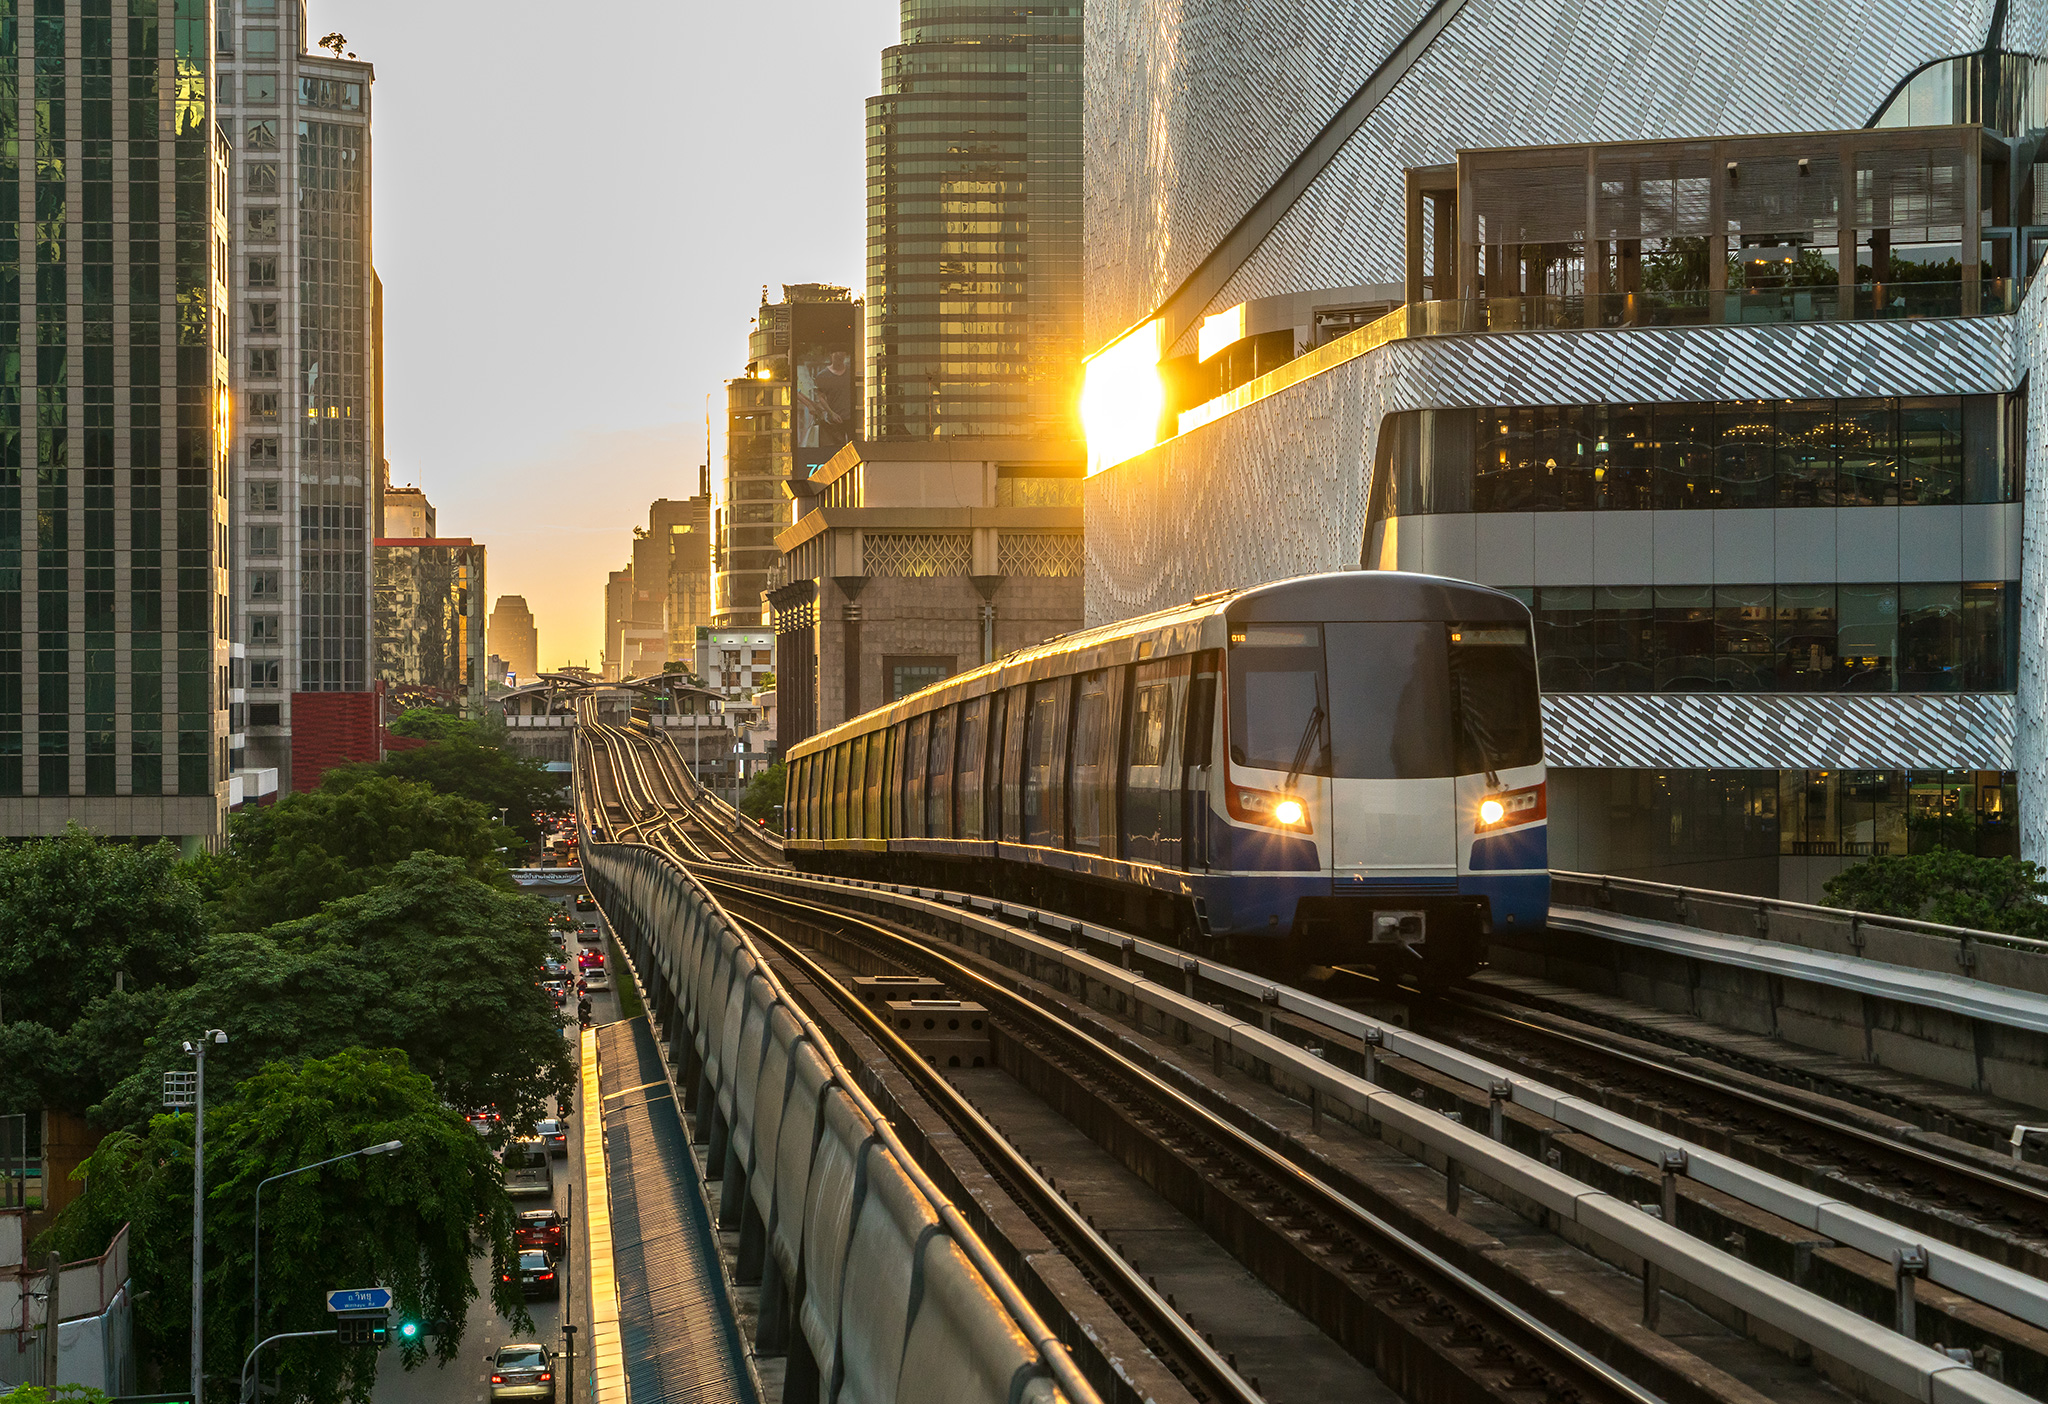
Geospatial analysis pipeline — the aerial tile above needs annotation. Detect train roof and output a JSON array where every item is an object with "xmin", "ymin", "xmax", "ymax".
[{"xmin": 789, "ymin": 570, "xmax": 1529, "ymax": 757}]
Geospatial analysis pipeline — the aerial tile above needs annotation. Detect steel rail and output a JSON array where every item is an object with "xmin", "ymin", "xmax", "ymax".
[
  {"xmin": 727, "ymin": 909, "xmax": 1264, "ymax": 1404},
  {"xmin": 1439, "ymin": 987, "xmax": 2048, "ymax": 1245},
  {"xmin": 708, "ymin": 877, "xmax": 1667, "ymax": 1404}
]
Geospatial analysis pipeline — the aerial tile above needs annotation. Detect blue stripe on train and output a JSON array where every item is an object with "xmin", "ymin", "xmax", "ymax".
[{"xmin": 1468, "ymin": 824, "xmax": 1546, "ymax": 871}]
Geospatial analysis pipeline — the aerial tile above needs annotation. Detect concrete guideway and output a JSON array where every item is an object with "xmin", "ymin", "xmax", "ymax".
[{"xmin": 729, "ymin": 864, "xmax": 2038, "ymax": 1403}]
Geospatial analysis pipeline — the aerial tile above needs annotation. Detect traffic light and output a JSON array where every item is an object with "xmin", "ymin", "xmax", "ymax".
[{"xmin": 398, "ymin": 1319, "xmax": 421, "ymax": 1343}]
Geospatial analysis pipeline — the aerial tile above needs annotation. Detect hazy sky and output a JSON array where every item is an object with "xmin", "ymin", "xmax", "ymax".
[{"xmin": 303, "ymin": 0, "xmax": 902, "ymax": 669}]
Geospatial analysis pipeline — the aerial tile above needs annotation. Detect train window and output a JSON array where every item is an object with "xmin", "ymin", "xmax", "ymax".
[
  {"xmin": 1227, "ymin": 625, "xmax": 1329, "ymax": 775},
  {"xmin": 1323, "ymin": 623, "xmax": 1454, "ymax": 778},
  {"xmin": 1069, "ymin": 668, "xmax": 1123, "ymax": 853},
  {"xmin": 905, "ymin": 712, "xmax": 931, "ymax": 839},
  {"xmin": 809, "ymin": 752, "xmax": 824, "ymax": 839},
  {"xmin": 927, "ymin": 706, "xmax": 956, "ymax": 838},
  {"xmin": 865, "ymin": 725, "xmax": 888, "ymax": 836},
  {"xmin": 884, "ymin": 722, "xmax": 905, "ymax": 837},
  {"xmin": 1023, "ymin": 680, "xmax": 1069, "ymax": 847},
  {"xmin": 1448, "ymin": 625, "xmax": 1543, "ymax": 774},
  {"xmin": 955, "ymin": 696, "xmax": 988, "ymax": 840}
]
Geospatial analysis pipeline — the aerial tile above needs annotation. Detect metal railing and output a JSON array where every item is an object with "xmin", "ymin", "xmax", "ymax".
[{"xmin": 1551, "ymin": 868, "xmax": 2048, "ymax": 959}]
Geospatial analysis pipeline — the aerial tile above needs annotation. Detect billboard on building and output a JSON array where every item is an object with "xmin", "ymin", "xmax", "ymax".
[{"xmin": 791, "ymin": 301, "xmax": 858, "ymax": 475}]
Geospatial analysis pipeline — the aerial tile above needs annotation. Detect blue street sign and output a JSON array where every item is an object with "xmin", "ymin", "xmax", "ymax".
[{"xmin": 326, "ymin": 1287, "xmax": 393, "ymax": 1313}]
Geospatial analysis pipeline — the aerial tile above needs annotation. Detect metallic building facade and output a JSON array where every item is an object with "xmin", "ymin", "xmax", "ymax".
[
  {"xmin": 0, "ymin": 0, "xmax": 231, "ymax": 846},
  {"xmin": 1082, "ymin": 0, "xmax": 2048, "ymax": 891}
]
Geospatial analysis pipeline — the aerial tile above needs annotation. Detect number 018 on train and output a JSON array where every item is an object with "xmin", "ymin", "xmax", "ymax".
[{"xmin": 783, "ymin": 571, "xmax": 1548, "ymax": 981}]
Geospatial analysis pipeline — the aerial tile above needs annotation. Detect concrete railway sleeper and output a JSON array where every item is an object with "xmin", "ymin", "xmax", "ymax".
[{"xmin": 689, "ymin": 863, "xmax": 2035, "ymax": 1404}]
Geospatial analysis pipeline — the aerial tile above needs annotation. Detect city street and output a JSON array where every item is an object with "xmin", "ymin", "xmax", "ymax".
[{"xmin": 372, "ymin": 895, "xmax": 620, "ymax": 1404}]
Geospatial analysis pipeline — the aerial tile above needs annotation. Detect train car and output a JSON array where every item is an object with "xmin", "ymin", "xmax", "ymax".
[{"xmin": 783, "ymin": 571, "xmax": 1547, "ymax": 981}]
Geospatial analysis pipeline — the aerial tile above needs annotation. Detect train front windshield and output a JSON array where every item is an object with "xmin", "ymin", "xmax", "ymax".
[{"xmin": 1227, "ymin": 622, "xmax": 1542, "ymax": 779}]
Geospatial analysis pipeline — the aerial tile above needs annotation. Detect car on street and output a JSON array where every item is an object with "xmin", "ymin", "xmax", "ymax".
[
  {"xmin": 582, "ymin": 968, "xmax": 610, "ymax": 993},
  {"xmin": 503, "ymin": 1249, "xmax": 560, "ymax": 1300},
  {"xmin": 466, "ymin": 1106, "xmax": 502, "ymax": 1136},
  {"xmin": 577, "ymin": 948, "xmax": 604, "ymax": 971},
  {"xmin": 540, "ymin": 980, "xmax": 567, "ymax": 1008},
  {"xmin": 536, "ymin": 1118, "xmax": 569, "ymax": 1157},
  {"xmin": 575, "ymin": 924, "xmax": 602, "ymax": 945},
  {"xmin": 513, "ymin": 1207, "xmax": 566, "ymax": 1253},
  {"xmin": 504, "ymin": 1140, "xmax": 554, "ymax": 1199},
  {"xmin": 488, "ymin": 1343, "xmax": 555, "ymax": 1401},
  {"xmin": 543, "ymin": 955, "xmax": 567, "ymax": 977},
  {"xmin": 574, "ymin": 894, "xmax": 596, "ymax": 911}
]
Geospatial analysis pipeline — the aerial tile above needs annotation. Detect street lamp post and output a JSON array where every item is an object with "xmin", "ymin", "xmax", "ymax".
[
  {"xmin": 246, "ymin": 1139, "xmax": 403, "ymax": 1400},
  {"xmin": 183, "ymin": 1029, "xmax": 229, "ymax": 1404}
]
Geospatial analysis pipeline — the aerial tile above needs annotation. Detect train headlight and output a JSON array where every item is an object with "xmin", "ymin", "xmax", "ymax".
[
  {"xmin": 1479, "ymin": 798, "xmax": 1506, "ymax": 827},
  {"xmin": 1475, "ymin": 784, "xmax": 1546, "ymax": 832},
  {"xmin": 1273, "ymin": 798, "xmax": 1305, "ymax": 826}
]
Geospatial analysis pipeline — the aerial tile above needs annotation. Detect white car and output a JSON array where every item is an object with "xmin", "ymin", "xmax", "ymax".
[{"xmin": 582, "ymin": 968, "xmax": 610, "ymax": 992}]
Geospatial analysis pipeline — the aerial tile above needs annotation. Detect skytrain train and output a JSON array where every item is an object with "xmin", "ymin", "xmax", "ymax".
[{"xmin": 783, "ymin": 571, "xmax": 1548, "ymax": 980}]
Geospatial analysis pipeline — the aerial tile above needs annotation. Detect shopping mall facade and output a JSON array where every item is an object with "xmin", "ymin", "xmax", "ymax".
[{"xmin": 1081, "ymin": 0, "xmax": 2048, "ymax": 896}]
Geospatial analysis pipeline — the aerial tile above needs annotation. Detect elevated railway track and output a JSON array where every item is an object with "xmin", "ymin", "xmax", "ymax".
[{"xmin": 573, "ymin": 717, "xmax": 2046, "ymax": 1403}]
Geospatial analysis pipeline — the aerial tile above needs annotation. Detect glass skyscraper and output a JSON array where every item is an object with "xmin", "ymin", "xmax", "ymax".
[
  {"xmin": 864, "ymin": 1, "xmax": 1081, "ymax": 442},
  {"xmin": 0, "ymin": 0, "xmax": 230, "ymax": 846}
]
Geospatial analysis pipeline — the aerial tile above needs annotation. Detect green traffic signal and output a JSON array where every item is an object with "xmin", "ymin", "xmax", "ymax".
[{"xmin": 400, "ymin": 1320, "xmax": 421, "ymax": 1341}]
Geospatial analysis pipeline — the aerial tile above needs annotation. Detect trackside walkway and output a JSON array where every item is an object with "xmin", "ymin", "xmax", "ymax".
[{"xmin": 593, "ymin": 1016, "xmax": 757, "ymax": 1404}]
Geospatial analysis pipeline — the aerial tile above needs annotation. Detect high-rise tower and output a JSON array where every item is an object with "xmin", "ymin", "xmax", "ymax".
[
  {"xmin": 0, "ymin": 0, "xmax": 232, "ymax": 846},
  {"xmin": 215, "ymin": 1, "xmax": 374, "ymax": 792},
  {"xmin": 865, "ymin": 2, "xmax": 1081, "ymax": 442}
]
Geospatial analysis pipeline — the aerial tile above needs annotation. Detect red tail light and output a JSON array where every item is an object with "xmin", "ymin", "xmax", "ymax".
[
  {"xmin": 538, "ymin": 1374, "xmax": 552, "ymax": 1383},
  {"xmin": 490, "ymin": 1376, "xmax": 504, "ymax": 1384},
  {"xmin": 536, "ymin": 1271, "xmax": 555, "ymax": 1280}
]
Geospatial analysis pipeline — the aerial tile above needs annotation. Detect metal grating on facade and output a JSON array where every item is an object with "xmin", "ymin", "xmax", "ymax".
[{"xmin": 1541, "ymin": 692, "xmax": 2016, "ymax": 770}]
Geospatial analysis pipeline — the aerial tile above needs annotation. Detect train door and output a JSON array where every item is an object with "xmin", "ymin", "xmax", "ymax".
[
  {"xmin": 864, "ymin": 727, "xmax": 887, "ymax": 837},
  {"xmin": 1182, "ymin": 654, "xmax": 1218, "ymax": 868},
  {"xmin": 1021, "ymin": 679, "xmax": 1069, "ymax": 847},
  {"xmin": 1322, "ymin": 623, "xmax": 1457, "ymax": 876},
  {"xmin": 1123, "ymin": 657, "xmax": 1188, "ymax": 865},
  {"xmin": 904, "ymin": 712, "xmax": 931, "ymax": 839},
  {"xmin": 955, "ymin": 696, "xmax": 988, "ymax": 839},
  {"xmin": 1069, "ymin": 668, "xmax": 1124, "ymax": 852},
  {"xmin": 999, "ymin": 686, "xmax": 1027, "ymax": 841},
  {"xmin": 927, "ymin": 705, "xmax": 956, "ymax": 837}
]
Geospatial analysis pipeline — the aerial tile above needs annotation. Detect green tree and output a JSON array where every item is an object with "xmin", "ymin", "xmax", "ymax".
[
  {"xmin": 0, "ymin": 1385, "xmax": 112, "ymax": 1404},
  {"xmin": 1823, "ymin": 849, "xmax": 2048, "ymax": 939},
  {"xmin": 738, "ymin": 761, "xmax": 785, "ymax": 823},
  {"xmin": 0, "ymin": 827, "xmax": 207, "ymax": 1114},
  {"xmin": 99, "ymin": 854, "xmax": 571, "ymax": 1131},
  {"xmin": 211, "ymin": 776, "xmax": 515, "ymax": 931},
  {"xmin": 386, "ymin": 707, "xmax": 479, "ymax": 743},
  {"xmin": 0, "ymin": 825, "xmax": 206, "ymax": 1029},
  {"xmin": 326, "ymin": 740, "xmax": 562, "ymax": 845},
  {"xmin": 41, "ymin": 1048, "xmax": 523, "ymax": 1404}
]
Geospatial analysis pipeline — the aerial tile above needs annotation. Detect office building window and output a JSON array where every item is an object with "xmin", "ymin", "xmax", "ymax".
[
  {"xmin": 245, "ymin": 118, "xmax": 278, "ymax": 151},
  {"xmin": 247, "ymin": 208, "xmax": 279, "ymax": 240},
  {"xmin": 248, "ymin": 255, "xmax": 277, "ymax": 287},
  {"xmin": 244, "ymin": 72, "xmax": 276, "ymax": 103},
  {"xmin": 1531, "ymin": 581, "xmax": 2015, "ymax": 693},
  {"xmin": 886, "ymin": 656, "xmax": 953, "ymax": 701},
  {"xmin": 1379, "ymin": 393, "xmax": 2022, "ymax": 515},
  {"xmin": 248, "ymin": 302, "xmax": 278, "ymax": 335}
]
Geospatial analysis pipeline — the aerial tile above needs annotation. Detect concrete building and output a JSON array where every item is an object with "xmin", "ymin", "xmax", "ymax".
[
  {"xmin": 380, "ymin": 472, "xmax": 433, "ymax": 538},
  {"xmin": 766, "ymin": 438, "xmax": 1085, "ymax": 751},
  {"xmin": 603, "ymin": 567, "xmax": 633, "ymax": 681},
  {"xmin": 217, "ymin": 5, "xmax": 377, "ymax": 798},
  {"xmin": 488, "ymin": 593, "xmax": 538, "ymax": 681},
  {"xmin": 865, "ymin": 2, "xmax": 1081, "ymax": 442},
  {"xmin": 696, "ymin": 625, "xmax": 775, "ymax": 703},
  {"xmin": 0, "ymin": 0, "xmax": 232, "ymax": 847},
  {"xmin": 1080, "ymin": 0, "xmax": 2048, "ymax": 896},
  {"xmin": 373, "ymin": 537, "xmax": 485, "ymax": 712},
  {"xmin": 715, "ymin": 284, "xmax": 861, "ymax": 625},
  {"xmin": 653, "ymin": 494, "xmax": 713, "ymax": 661}
]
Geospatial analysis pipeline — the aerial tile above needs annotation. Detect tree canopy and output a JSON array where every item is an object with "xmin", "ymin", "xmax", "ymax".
[
  {"xmin": 739, "ymin": 760, "xmax": 786, "ymax": 823},
  {"xmin": 385, "ymin": 706, "xmax": 482, "ymax": 742},
  {"xmin": 326, "ymin": 739, "xmax": 562, "ymax": 844},
  {"xmin": 97, "ymin": 853, "xmax": 571, "ymax": 1130},
  {"xmin": 42, "ymin": 1048, "xmax": 523, "ymax": 1404},
  {"xmin": 208, "ymin": 775, "xmax": 514, "ymax": 931},
  {"xmin": 1823, "ymin": 849, "xmax": 2048, "ymax": 938}
]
